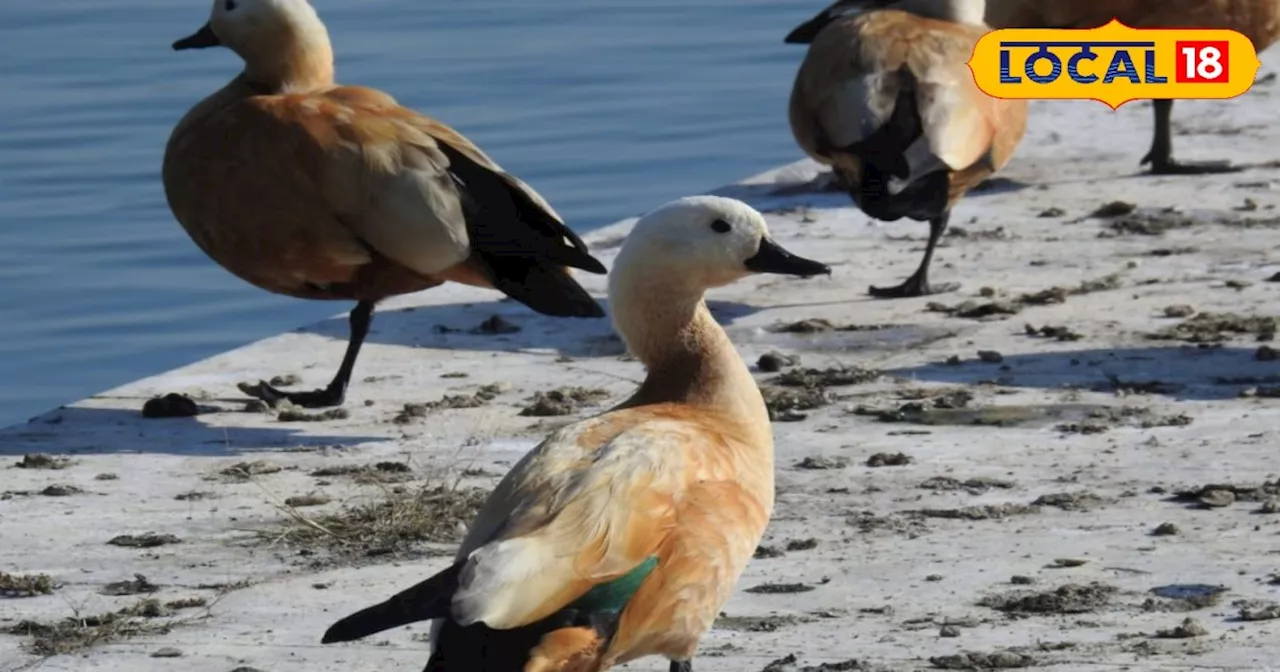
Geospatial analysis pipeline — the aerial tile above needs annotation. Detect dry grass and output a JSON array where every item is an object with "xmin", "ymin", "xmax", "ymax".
[
  {"xmin": 260, "ymin": 480, "xmax": 489, "ymax": 562},
  {"xmin": 0, "ymin": 571, "xmax": 56, "ymax": 598},
  {"xmin": 2, "ymin": 596, "xmax": 212, "ymax": 656}
]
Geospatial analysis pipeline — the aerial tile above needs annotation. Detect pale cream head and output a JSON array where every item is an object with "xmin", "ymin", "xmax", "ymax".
[
  {"xmin": 173, "ymin": 0, "xmax": 334, "ymax": 90},
  {"xmin": 609, "ymin": 195, "xmax": 830, "ymax": 299}
]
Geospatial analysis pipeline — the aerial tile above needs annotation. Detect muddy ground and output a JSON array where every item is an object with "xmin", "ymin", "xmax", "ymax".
[{"xmin": 3, "ymin": 58, "xmax": 1280, "ymax": 672}]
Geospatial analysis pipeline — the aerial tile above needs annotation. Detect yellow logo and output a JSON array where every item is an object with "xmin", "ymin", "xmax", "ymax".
[{"xmin": 967, "ymin": 19, "xmax": 1261, "ymax": 109}]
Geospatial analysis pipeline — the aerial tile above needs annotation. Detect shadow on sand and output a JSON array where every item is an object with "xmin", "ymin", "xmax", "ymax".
[{"xmin": 888, "ymin": 342, "xmax": 1277, "ymax": 402}]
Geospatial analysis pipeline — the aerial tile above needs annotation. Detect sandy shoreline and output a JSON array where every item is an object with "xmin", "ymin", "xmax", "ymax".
[{"xmin": 4, "ymin": 51, "xmax": 1280, "ymax": 671}]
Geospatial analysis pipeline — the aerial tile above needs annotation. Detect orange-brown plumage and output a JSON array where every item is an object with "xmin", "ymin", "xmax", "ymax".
[
  {"xmin": 787, "ymin": 0, "xmax": 1027, "ymax": 298},
  {"xmin": 163, "ymin": 0, "xmax": 605, "ymax": 408},
  {"xmin": 320, "ymin": 196, "xmax": 832, "ymax": 672}
]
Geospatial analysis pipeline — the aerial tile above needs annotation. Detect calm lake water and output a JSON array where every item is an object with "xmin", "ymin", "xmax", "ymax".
[{"xmin": 0, "ymin": 0, "xmax": 807, "ymax": 428}]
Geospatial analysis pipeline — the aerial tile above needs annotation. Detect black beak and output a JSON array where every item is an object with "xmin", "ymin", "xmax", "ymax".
[
  {"xmin": 744, "ymin": 237, "xmax": 831, "ymax": 277},
  {"xmin": 784, "ymin": 13, "xmax": 832, "ymax": 44},
  {"xmin": 173, "ymin": 22, "xmax": 221, "ymax": 50}
]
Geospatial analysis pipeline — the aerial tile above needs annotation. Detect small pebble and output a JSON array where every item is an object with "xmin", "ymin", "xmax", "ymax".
[
  {"xmin": 1011, "ymin": 575, "xmax": 1035, "ymax": 585},
  {"xmin": 141, "ymin": 393, "xmax": 199, "ymax": 419},
  {"xmin": 977, "ymin": 350, "xmax": 1004, "ymax": 364},
  {"xmin": 1152, "ymin": 522, "xmax": 1180, "ymax": 536},
  {"xmin": 1260, "ymin": 498, "xmax": 1280, "ymax": 514},
  {"xmin": 926, "ymin": 574, "xmax": 944, "ymax": 582},
  {"xmin": 1163, "ymin": 304, "xmax": 1195, "ymax": 318},
  {"xmin": 1156, "ymin": 617, "xmax": 1207, "ymax": 639},
  {"xmin": 757, "ymin": 351, "xmax": 800, "ymax": 373},
  {"xmin": 1257, "ymin": 346, "xmax": 1279, "ymax": 362},
  {"xmin": 150, "ymin": 647, "xmax": 183, "ymax": 658},
  {"xmin": 939, "ymin": 625, "xmax": 961, "ymax": 638}
]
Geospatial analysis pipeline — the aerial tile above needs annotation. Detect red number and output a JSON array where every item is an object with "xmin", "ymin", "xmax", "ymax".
[{"xmin": 1176, "ymin": 41, "xmax": 1230, "ymax": 83}]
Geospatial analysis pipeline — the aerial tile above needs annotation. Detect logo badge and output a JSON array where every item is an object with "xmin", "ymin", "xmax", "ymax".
[{"xmin": 968, "ymin": 19, "xmax": 1261, "ymax": 109}]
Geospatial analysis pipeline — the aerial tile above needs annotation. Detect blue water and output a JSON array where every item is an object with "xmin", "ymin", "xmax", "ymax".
[{"xmin": 0, "ymin": 0, "xmax": 807, "ymax": 428}]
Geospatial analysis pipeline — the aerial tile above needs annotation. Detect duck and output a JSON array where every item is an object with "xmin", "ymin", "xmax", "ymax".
[
  {"xmin": 784, "ymin": 0, "xmax": 1028, "ymax": 298},
  {"xmin": 984, "ymin": 0, "xmax": 1280, "ymax": 175},
  {"xmin": 163, "ymin": 0, "xmax": 607, "ymax": 409},
  {"xmin": 319, "ymin": 195, "xmax": 831, "ymax": 672}
]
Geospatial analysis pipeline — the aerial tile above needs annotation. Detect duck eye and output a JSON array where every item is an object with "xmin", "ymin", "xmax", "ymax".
[
  {"xmin": 710, "ymin": 219, "xmax": 731, "ymax": 234},
  {"xmin": 225, "ymin": 0, "xmax": 237, "ymax": 10}
]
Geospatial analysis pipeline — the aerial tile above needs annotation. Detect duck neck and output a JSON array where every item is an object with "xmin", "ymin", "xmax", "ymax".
[
  {"xmin": 613, "ymin": 280, "xmax": 766, "ymax": 423},
  {"xmin": 242, "ymin": 29, "xmax": 335, "ymax": 93}
]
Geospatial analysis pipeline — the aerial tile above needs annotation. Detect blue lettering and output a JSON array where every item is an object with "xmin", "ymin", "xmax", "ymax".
[
  {"xmin": 999, "ymin": 49, "xmax": 1021, "ymax": 83},
  {"xmin": 1024, "ymin": 46, "xmax": 1062, "ymax": 84},
  {"xmin": 1143, "ymin": 48, "xmax": 1167, "ymax": 83},
  {"xmin": 1103, "ymin": 50, "xmax": 1141, "ymax": 84},
  {"xmin": 1066, "ymin": 47, "xmax": 1098, "ymax": 84}
]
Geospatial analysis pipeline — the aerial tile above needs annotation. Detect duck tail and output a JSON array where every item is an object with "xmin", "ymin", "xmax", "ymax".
[
  {"xmin": 321, "ymin": 562, "xmax": 462, "ymax": 645},
  {"xmin": 478, "ymin": 257, "xmax": 607, "ymax": 318},
  {"xmin": 842, "ymin": 65, "xmax": 949, "ymax": 222}
]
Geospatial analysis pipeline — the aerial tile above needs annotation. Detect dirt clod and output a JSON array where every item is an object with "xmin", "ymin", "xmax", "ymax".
[
  {"xmin": 757, "ymin": 351, "xmax": 800, "ymax": 372},
  {"xmin": 1156, "ymin": 617, "xmax": 1207, "ymax": 638},
  {"xmin": 396, "ymin": 385, "xmax": 503, "ymax": 422},
  {"xmin": 980, "ymin": 582, "xmax": 1117, "ymax": 614},
  {"xmin": 1199, "ymin": 489, "xmax": 1236, "ymax": 508},
  {"xmin": 39, "ymin": 484, "xmax": 83, "ymax": 496},
  {"xmin": 772, "ymin": 366, "xmax": 879, "ymax": 388},
  {"xmin": 471, "ymin": 315, "xmax": 520, "ymax": 335},
  {"xmin": 1089, "ymin": 201, "xmax": 1136, "ymax": 218},
  {"xmin": 101, "ymin": 574, "xmax": 159, "ymax": 596},
  {"xmin": 930, "ymin": 651, "xmax": 1035, "ymax": 669},
  {"xmin": 786, "ymin": 538, "xmax": 819, "ymax": 551},
  {"xmin": 277, "ymin": 406, "xmax": 350, "ymax": 422},
  {"xmin": 1148, "ymin": 312, "xmax": 1278, "ymax": 343},
  {"xmin": 927, "ymin": 300, "xmax": 1021, "ymax": 319},
  {"xmin": 796, "ymin": 455, "xmax": 849, "ymax": 470},
  {"xmin": 284, "ymin": 494, "xmax": 332, "ymax": 508},
  {"xmin": 913, "ymin": 503, "xmax": 1038, "ymax": 521},
  {"xmin": 1238, "ymin": 601, "xmax": 1280, "ymax": 621},
  {"xmin": 1031, "ymin": 491, "xmax": 1105, "ymax": 512},
  {"xmin": 218, "ymin": 461, "xmax": 282, "ymax": 481},
  {"xmin": 866, "ymin": 452, "xmax": 913, "ymax": 467},
  {"xmin": 141, "ymin": 393, "xmax": 199, "ymax": 418},
  {"xmin": 919, "ymin": 476, "xmax": 1016, "ymax": 494},
  {"xmin": 1025, "ymin": 324, "xmax": 1082, "ymax": 341},
  {"xmin": 14, "ymin": 454, "xmax": 72, "ymax": 470},
  {"xmin": 519, "ymin": 386, "xmax": 610, "ymax": 417},
  {"xmin": 754, "ymin": 545, "xmax": 784, "ymax": 559},
  {"xmin": 106, "ymin": 533, "xmax": 181, "ymax": 549},
  {"xmin": 746, "ymin": 582, "xmax": 814, "ymax": 594},
  {"xmin": 761, "ymin": 385, "xmax": 829, "ymax": 422}
]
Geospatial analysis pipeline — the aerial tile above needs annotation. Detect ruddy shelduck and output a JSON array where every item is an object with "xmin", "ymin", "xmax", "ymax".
[
  {"xmin": 320, "ymin": 196, "xmax": 831, "ymax": 671},
  {"xmin": 163, "ymin": 0, "xmax": 607, "ymax": 408},
  {"xmin": 785, "ymin": 0, "xmax": 1028, "ymax": 298},
  {"xmin": 985, "ymin": 0, "xmax": 1280, "ymax": 175}
]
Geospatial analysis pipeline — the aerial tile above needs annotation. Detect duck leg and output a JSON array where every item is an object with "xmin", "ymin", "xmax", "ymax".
[
  {"xmin": 868, "ymin": 212, "xmax": 959, "ymax": 298},
  {"xmin": 1141, "ymin": 99, "xmax": 1241, "ymax": 175},
  {"xmin": 241, "ymin": 300, "xmax": 375, "ymax": 408},
  {"xmin": 671, "ymin": 661, "xmax": 692, "ymax": 672}
]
